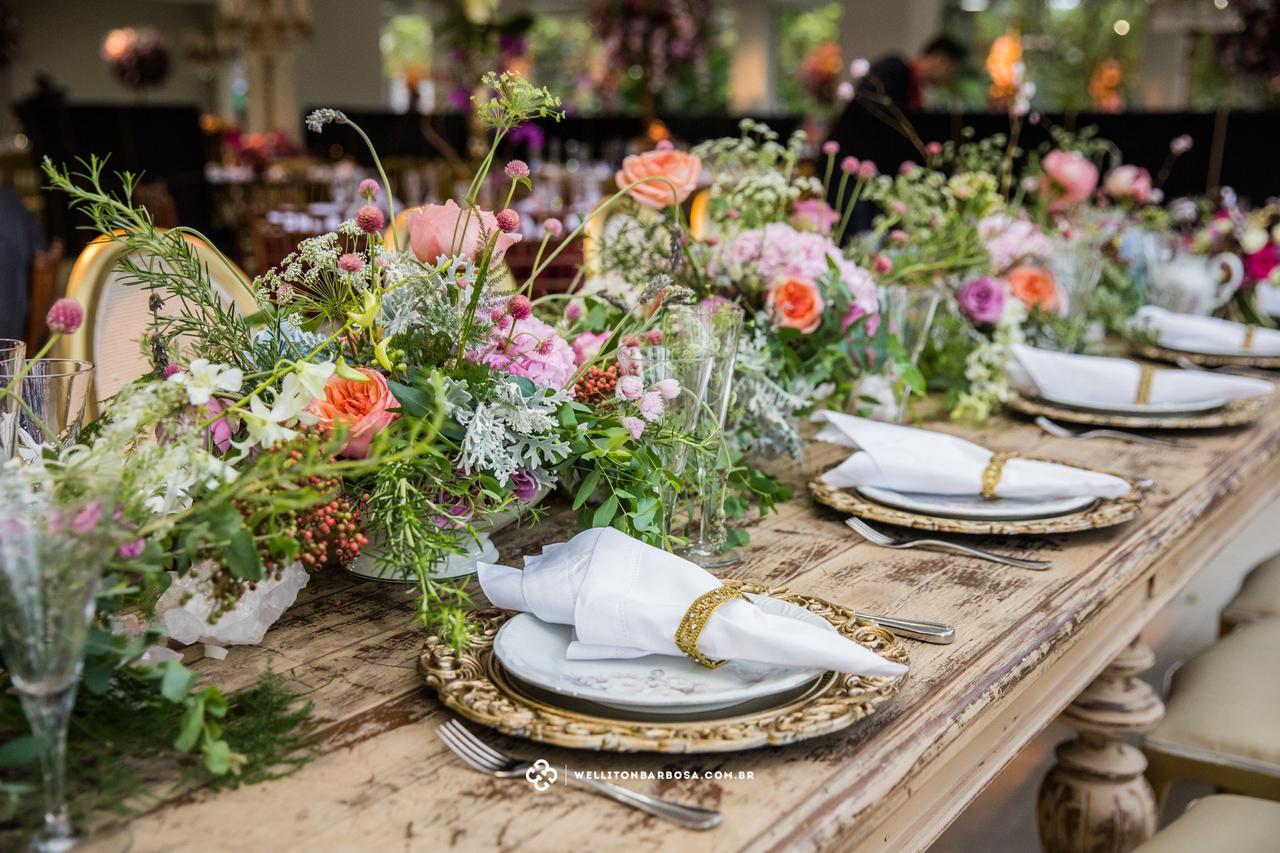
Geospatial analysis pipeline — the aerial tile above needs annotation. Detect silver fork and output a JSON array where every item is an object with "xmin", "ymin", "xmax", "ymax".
[
  {"xmin": 845, "ymin": 516, "xmax": 1052, "ymax": 571},
  {"xmin": 1035, "ymin": 416, "xmax": 1186, "ymax": 449},
  {"xmin": 436, "ymin": 720, "xmax": 723, "ymax": 830}
]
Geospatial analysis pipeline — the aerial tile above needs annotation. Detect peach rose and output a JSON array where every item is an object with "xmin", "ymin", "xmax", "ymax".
[
  {"xmin": 406, "ymin": 199, "xmax": 522, "ymax": 267},
  {"xmin": 1040, "ymin": 150, "xmax": 1098, "ymax": 211},
  {"xmin": 307, "ymin": 368, "xmax": 400, "ymax": 459},
  {"xmin": 1007, "ymin": 266, "xmax": 1061, "ymax": 315},
  {"xmin": 766, "ymin": 277, "xmax": 825, "ymax": 333},
  {"xmin": 615, "ymin": 148, "xmax": 702, "ymax": 210},
  {"xmin": 1103, "ymin": 165, "xmax": 1153, "ymax": 203}
]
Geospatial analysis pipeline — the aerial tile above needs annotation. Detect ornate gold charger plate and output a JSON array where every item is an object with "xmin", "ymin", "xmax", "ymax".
[
  {"xmin": 809, "ymin": 459, "xmax": 1146, "ymax": 536},
  {"xmin": 420, "ymin": 580, "xmax": 909, "ymax": 753},
  {"xmin": 1130, "ymin": 340, "xmax": 1280, "ymax": 370},
  {"xmin": 1006, "ymin": 392, "xmax": 1268, "ymax": 430}
]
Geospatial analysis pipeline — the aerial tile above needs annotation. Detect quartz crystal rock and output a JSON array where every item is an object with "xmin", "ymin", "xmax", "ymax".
[{"xmin": 156, "ymin": 559, "xmax": 309, "ymax": 646}]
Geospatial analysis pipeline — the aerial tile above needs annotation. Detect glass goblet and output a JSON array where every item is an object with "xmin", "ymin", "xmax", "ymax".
[
  {"xmin": 879, "ymin": 285, "xmax": 940, "ymax": 423},
  {"xmin": 0, "ymin": 360, "xmax": 94, "ymax": 463},
  {"xmin": 0, "ymin": 338, "xmax": 28, "ymax": 461},
  {"xmin": 0, "ymin": 470, "xmax": 120, "ymax": 851}
]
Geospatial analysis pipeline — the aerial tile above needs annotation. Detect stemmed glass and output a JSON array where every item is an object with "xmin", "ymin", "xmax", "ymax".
[
  {"xmin": 1049, "ymin": 235, "xmax": 1106, "ymax": 351},
  {"xmin": 661, "ymin": 302, "xmax": 744, "ymax": 568},
  {"xmin": 0, "ymin": 468, "xmax": 121, "ymax": 851},
  {"xmin": 639, "ymin": 346, "xmax": 714, "ymax": 547},
  {"xmin": 0, "ymin": 360, "xmax": 94, "ymax": 462},
  {"xmin": 0, "ymin": 338, "xmax": 28, "ymax": 461},
  {"xmin": 879, "ymin": 285, "xmax": 940, "ymax": 424}
]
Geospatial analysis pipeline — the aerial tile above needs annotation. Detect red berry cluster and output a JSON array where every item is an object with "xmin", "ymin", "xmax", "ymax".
[
  {"xmin": 278, "ymin": 474, "xmax": 367, "ymax": 570},
  {"xmin": 574, "ymin": 362, "xmax": 620, "ymax": 404}
]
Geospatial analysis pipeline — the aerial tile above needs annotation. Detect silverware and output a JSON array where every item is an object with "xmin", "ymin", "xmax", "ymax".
[
  {"xmin": 436, "ymin": 720, "xmax": 722, "ymax": 830},
  {"xmin": 853, "ymin": 612, "xmax": 955, "ymax": 644},
  {"xmin": 844, "ymin": 516, "xmax": 1053, "ymax": 571},
  {"xmin": 1034, "ymin": 415, "xmax": 1186, "ymax": 449},
  {"xmin": 1174, "ymin": 357, "xmax": 1269, "ymax": 378}
]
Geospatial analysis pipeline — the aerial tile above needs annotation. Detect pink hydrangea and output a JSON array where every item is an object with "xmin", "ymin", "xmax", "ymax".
[
  {"xmin": 978, "ymin": 213, "xmax": 1054, "ymax": 274},
  {"xmin": 790, "ymin": 199, "xmax": 840, "ymax": 236},
  {"xmin": 479, "ymin": 316, "xmax": 576, "ymax": 390},
  {"xmin": 571, "ymin": 330, "xmax": 610, "ymax": 366}
]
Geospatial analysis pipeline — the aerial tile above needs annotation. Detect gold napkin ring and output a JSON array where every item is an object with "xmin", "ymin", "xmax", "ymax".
[
  {"xmin": 1244, "ymin": 325, "xmax": 1256, "ymax": 351},
  {"xmin": 675, "ymin": 586, "xmax": 746, "ymax": 669},
  {"xmin": 1134, "ymin": 364, "xmax": 1155, "ymax": 405},
  {"xmin": 981, "ymin": 451, "xmax": 1013, "ymax": 501}
]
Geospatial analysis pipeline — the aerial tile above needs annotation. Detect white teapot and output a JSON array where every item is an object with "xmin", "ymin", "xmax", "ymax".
[{"xmin": 1145, "ymin": 243, "xmax": 1244, "ymax": 315}]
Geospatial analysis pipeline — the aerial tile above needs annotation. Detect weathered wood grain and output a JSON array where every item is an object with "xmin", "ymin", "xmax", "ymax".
[{"xmin": 95, "ymin": 400, "xmax": 1280, "ymax": 853}]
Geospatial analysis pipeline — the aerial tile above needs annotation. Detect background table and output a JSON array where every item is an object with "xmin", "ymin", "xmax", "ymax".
[{"xmin": 96, "ymin": 398, "xmax": 1280, "ymax": 852}]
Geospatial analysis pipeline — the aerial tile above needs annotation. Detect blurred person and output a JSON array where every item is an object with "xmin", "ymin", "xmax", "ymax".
[
  {"xmin": 858, "ymin": 35, "xmax": 968, "ymax": 110},
  {"xmin": 0, "ymin": 185, "xmax": 45, "ymax": 341}
]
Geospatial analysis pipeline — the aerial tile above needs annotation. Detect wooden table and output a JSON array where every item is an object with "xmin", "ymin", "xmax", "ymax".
[{"xmin": 102, "ymin": 400, "xmax": 1280, "ymax": 852}]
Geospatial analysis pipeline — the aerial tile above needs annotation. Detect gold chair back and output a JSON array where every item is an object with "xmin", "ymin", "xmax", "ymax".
[{"xmin": 60, "ymin": 232, "xmax": 256, "ymax": 417}]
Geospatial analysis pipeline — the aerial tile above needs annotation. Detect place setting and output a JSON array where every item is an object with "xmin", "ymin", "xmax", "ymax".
[
  {"xmin": 1128, "ymin": 304, "xmax": 1280, "ymax": 370},
  {"xmin": 808, "ymin": 411, "xmax": 1148, "ymax": 555},
  {"xmin": 1004, "ymin": 343, "xmax": 1275, "ymax": 433}
]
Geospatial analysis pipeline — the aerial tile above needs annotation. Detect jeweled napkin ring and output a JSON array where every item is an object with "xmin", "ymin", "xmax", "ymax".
[
  {"xmin": 675, "ymin": 586, "xmax": 746, "ymax": 669},
  {"xmin": 1134, "ymin": 364, "xmax": 1155, "ymax": 405},
  {"xmin": 981, "ymin": 451, "xmax": 1014, "ymax": 501}
]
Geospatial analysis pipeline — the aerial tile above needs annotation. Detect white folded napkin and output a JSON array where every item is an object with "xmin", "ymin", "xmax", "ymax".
[
  {"xmin": 814, "ymin": 410, "xmax": 1131, "ymax": 500},
  {"xmin": 1009, "ymin": 344, "xmax": 1272, "ymax": 405},
  {"xmin": 1256, "ymin": 283, "xmax": 1280, "ymax": 318},
  {"xmin": 478, "ymin": 527, "xmax": 907, "ymax": 678},
  {"xmin": 1134, "ymin": 305, "xmax": 1280, "ymax": 356}
]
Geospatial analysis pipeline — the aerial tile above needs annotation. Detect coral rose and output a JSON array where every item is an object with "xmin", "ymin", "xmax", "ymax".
[
  {"xmin": 615, "ymin": 148, "xmax": 702, "ymax": 210},
  {"xmin": 307, "ymin": 368, "xmax": 400, "ymax": 459},
  {"xmin": 1007, "ymin": 266, "xmax": 1061, "ymax": 315},
  {"xmin": 1040, "ymin": 150, "xmax": 1098, "ymax": 211},
  {"xmin": 406, "ymin": 199, "xmax": 522, "ymax": 267},
  {"xmin": 766, "ymin": 277, "xmax": 825, "ymax": 334},
  {"xmin": 1103, "ymin": 165, "xmax": 1153, "ymax": 203}
]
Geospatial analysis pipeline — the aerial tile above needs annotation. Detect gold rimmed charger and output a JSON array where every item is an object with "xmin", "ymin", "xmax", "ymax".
[
  {"xmin": 1006, "ymin": 392, "xmax": 1268, "ymax": 430},
  {"xmin": 809, "ymin": 459, "xmax": 1147, "ymax": 536},
  {"xmin": 1130, "ymin": 340, "xmax": 1280, "ymax": 370},
  {"xmin": 420, "ymin": 580, "xmax": 909, "ymax": 753}
]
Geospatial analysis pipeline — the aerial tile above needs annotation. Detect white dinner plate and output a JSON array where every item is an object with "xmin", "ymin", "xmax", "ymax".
[
  {"xmin": 856, "ymin": 485, "xmax": 1097, "ymax": 521},
  {"xmin": 492, "ymin": 594, "xmax": 832, "ymax": 715},
  {"xmin": 1038, "ymin": 391, "xmax": 1226, "ymax": 416},
  {"xmin": 1162, "ymin": 341, "xmax": 1280, "ymax": 358}
]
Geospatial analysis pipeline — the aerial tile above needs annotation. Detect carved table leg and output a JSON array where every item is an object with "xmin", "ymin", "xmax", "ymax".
[{"xmin": 1036, "ymin": 640, "xmax": 1166, "ymax": 853}]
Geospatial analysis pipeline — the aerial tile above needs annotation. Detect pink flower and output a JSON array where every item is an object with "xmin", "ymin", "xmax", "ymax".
[
  {"xmin": 899, "ymin": 161, "xmax": 918, "ymax": 175},
  {"xmin": 496, "ymin": 208, "xmax": 520, "ymax": 233},
  {"xmin": 1244, "ymin": 244, "xmax": 1279, "ymax": 285},
  {"xmin": 766, "ymin": 277, "xmax": 825, "ymax": 334},
  {"xmin": 622, "ymin": 416, "xmax": 645, "ymax": 440},
  {"xmin": 822, "ymin": 141, "xmax": 839, "ymax": 156},
  {"xmin": 70, "ymin": 500, "xmax": 103, "ymax": 535},
  {"xmin": 1103, "ymin": 165, "xmax": 1153, "ymax": 203},
  {"xmin": 406, "ymin": 199, "xmax": 522, "ymax": 267},
  {"xmin": 307, "ymin": 368, "xmax": 401, "ymax": 459},
  {"xmin": 203, "ymin": 397, "xmax": 234, "ymax": 452},
  {"xmin": 643, "ymin": 328, "xmax": 663, "ymax": 345},
  {"xmin": 46, "ymin": 298, "xmax": 84, "ymax": 334},
  {"xmin": 889, "ymin": 201, "xmax": 907, "ymax": 216},
  {"xmin": 957, "ymin": 277, "xmax": 1006, "ymax": 324},
  {"xmin": 979, "ymin": 213, "xmax": 1054, "ymax": 273},
  {"xmin": 858, "ymin": 161, "xmax": 878, "ymax": 179},
  {"xmin": 509, "ymin": 468, "xmax": 539, "ymax": 502},
  {"xmin": 615, "ymin": 148, "xmax": 702, "ymax": 210},
  {"xmin": 571, "ymin": 330, "xmax": 610, "ymax": 366},
  {"xmin": 616, "ymin": 374, "xmax": 644, "ymax": 400},
  {"xmin": 889, "ymin": 229, "xmax": 908, "ymax": 244},
  {"xmin": 873, "ymin": 254, "xmax": 892, "ymax": 275},
  {"xmin": 638, "ymin": 391, "xmax": 665, "ymax": 421},
  {"xmin": 543, "ymin": 217, "xmax": 564, "ymax": 238},
  {"xmin": 564, "ymin": 301, "xmax": 582, "ymax": 322},
  {"xmin": 925, "ymin": 141, "xmax": 943, "ymax": 158},
  {"xmin": 841, "ymin": 304, "xmax": 881, "ymax": 335},
  {"xmin": 160, "ymin": 363, "xmax": 181, "ymax": 379},
  {"xmin": 850, "ymin": 58, "xmax": 870, "ymax": 79},
  {"xmin": 356, "ymin": 204, "xmax": 384, "ymax": 234},
  {"xmin": 653, "ymin": 378, "xmax": 680, "ymax": 400},
  {"xmin": 118, "ymin": 539, "xmax": 146, "ymax": 559},
  {"xmin": 338, "ymin": 252, "xmax": 363, "ymax": 272},
  {"xmin": 1170, "ymin": 134, "xmax": 1193, "ymax": 155},
  {"xmin": 791, "ymin": 199, "xmax": 840, "ymax": 235},
  {"xmin": 840, "ymin": 156, "xmax": 860, "ymax": 175},
  {"xmin": 1040, "ymin": 150, "xmax": 1098, "ymax": 210},
  {"xmin": 480, "ymin": 316, "xmax": 577, "ymax": 389},
  {"xmin": 504, "ymin": 160, "xmax": 530, "ymax": 179},
  {"xmin": 506, "ymin": 294, "xmax": 532, "ymax": 320},
  {"xmin": 358, "ymin": 178, "xmax": 380, "ymax": 201}
]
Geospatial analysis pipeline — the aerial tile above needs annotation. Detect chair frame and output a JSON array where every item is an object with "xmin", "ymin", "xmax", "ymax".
[{"xmin": 59, "ymin": 231, "xmax": 257, "ymax": 418}]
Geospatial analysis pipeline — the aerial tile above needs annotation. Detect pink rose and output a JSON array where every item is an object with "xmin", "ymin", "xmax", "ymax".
[
  {"xmin": 307, "ymin": 368, "xmax": 401, "ymax": 459},
  {"xmin": 957, "ymin": 277, "xmax": 1006, "ymax": 324},
  {"xmin": 571, "ymin": 330, "xmax": 610, "ymax": 366},
  {"xmin": 1104, "ymin": 165, "xmax": 1152, "ymax": 203},
  {"xmin": 1245, "ymin": 244, "xmax": 1278, "ymax": 285},
  {"xmin": 790, "ymin": 199, "xmax": 840, "ymax": 235},
  {"xmin": 406, "ymin": 199, "xmax": 522, "ymax": 267},
  {"xmin": 1040, "ymin": 150, "xmax": 1099, "ymax": 210},
  {"xmin": 203, "ymin": 397, "xmax": 234, "ymax": 453},
  {"xmin": 638, "ymin": 391, "xmax": 665, "ymax": 421}
]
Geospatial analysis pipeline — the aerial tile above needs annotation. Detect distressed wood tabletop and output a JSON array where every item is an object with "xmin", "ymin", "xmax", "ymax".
[{"xmin": 97, "ymin": 400, "xmax": 1280, "ymax": 853}]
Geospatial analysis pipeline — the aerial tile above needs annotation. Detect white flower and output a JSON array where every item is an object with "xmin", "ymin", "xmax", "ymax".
[
  {"xmin": 836, "ymin": 81, "xmax": 855, "ymax": 101},
  {"xmin": 850, "ymin": 58, "xmax": 870, "ymax": 80},
  {"xmin": 171, "ymin": 359, "xmax": 243, "ymax": 406},
  {"xmin": 237, "ymin": 395, "xmax": 300, "ymax": 450},
  {"xmin": 1241, "ymin": 227, "xmax": 1269, "ymax": 255},
  {"xmin": 295, "ymin": 361, "xmax": 336, "ymax": 400}
]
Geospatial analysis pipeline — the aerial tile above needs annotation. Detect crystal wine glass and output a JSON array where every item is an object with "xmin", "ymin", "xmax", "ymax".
[
  {"xmin": 661, "ymin": 302, "xmax": 744, "ymax": 569},
  {"xmin": 0, "ymin": 467, "xmax": 120, "ymax": 851},
  {"xmin": 879, "ymin": 285, "xmax": 940, "ymax": 423},
  {"xmin": 0, "ymin": 360, "xmax": 94, "ymax": 463},
  {"xmin": 0, "ymin": 338, "xmax": 28, "ymax": 461}
]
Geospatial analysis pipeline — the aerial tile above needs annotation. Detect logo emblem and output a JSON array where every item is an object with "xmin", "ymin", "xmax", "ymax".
[{"xmin": 524, "ymin": 759, "xmax": 557, "ymax": 791}]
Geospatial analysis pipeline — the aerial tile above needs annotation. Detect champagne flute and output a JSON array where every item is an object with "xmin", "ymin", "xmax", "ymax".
[{"xmin": 879, "ymin": 285, "xmax": 940, "ymax": 423}]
